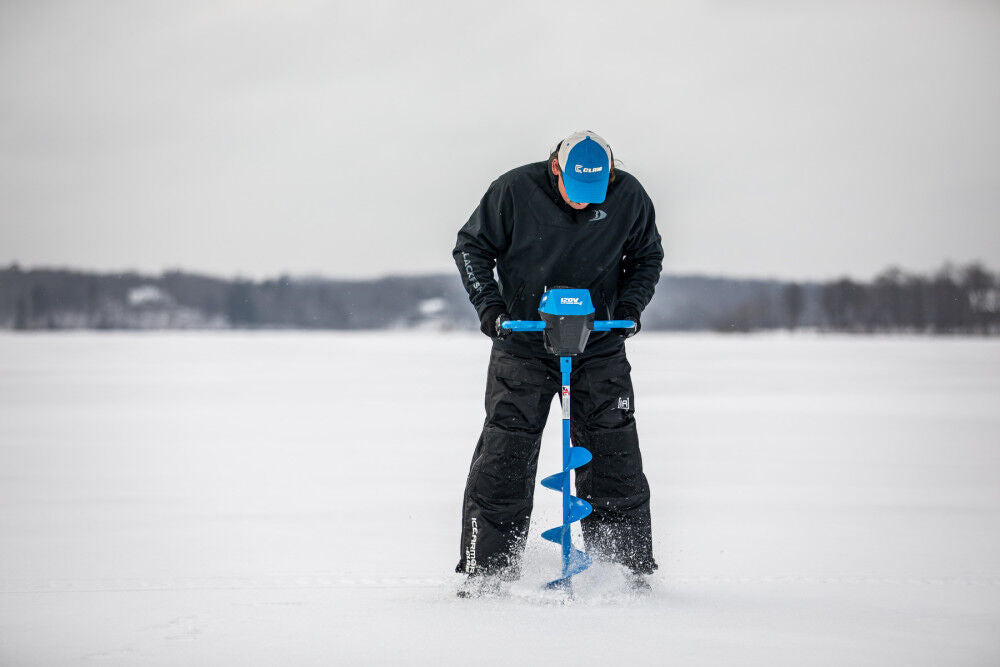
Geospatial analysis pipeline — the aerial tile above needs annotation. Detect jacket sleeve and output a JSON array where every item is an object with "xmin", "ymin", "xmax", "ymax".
[
  {"xmin": 452, "ymin": 179, "xmax": 511, "ymax": 319},
  {"xmin": 618, "ymin": 188, "xmax": 664, "ymax": 314}
]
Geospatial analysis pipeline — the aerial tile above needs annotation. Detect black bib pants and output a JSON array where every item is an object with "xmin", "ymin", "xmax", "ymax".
[{"xmin": 456, "ymin": 345, "xmax": 657, "ymax": 577}]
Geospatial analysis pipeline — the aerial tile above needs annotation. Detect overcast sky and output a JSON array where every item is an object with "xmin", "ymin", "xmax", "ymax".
[{"xmin": 1, "ymin": 1, "xmax": 998, "ymax": 281}]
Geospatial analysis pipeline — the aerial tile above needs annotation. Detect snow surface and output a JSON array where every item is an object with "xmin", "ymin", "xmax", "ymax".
[{"xmin": 1, "ymin": 332, "xmax": 998, "ymax": 666}]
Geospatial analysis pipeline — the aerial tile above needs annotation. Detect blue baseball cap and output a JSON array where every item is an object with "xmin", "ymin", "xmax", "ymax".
[{"xmin": 557, "ymin": 131, "xmax": 613, "ymax": 204}]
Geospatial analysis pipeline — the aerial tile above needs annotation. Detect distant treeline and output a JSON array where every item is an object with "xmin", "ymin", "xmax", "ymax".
[{"xmin": 0, "ymin": 263, "xmax": 996, "ymax": 334}]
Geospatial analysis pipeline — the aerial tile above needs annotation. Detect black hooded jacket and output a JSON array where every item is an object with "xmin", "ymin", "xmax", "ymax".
[{"xmin": 453, "ymin": 160, "xmax": 663, "ymax": 359}]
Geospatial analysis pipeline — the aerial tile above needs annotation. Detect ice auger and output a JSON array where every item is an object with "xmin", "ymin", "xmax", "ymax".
[{"xmin": 501, "ymin": 288, "xmax": 635, "ymax": 592}]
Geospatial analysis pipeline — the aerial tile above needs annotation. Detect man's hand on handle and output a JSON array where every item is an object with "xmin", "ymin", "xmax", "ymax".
[
  {"xmin": 480, "ymin": 305, "xmax": 511, "ymax": 339},
  {"xmin": 612, "ymin": 306, "xmax": 641, "ymax": 339}
]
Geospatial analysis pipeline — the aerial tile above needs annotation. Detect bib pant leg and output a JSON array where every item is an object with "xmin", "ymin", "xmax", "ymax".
[
  {"xmin": 570, "ymin": 350, "xmax": 658, "ymax": 575},
  {"xmin": 456, "ymin": 348, "xmax": 558, "ymax": 576}
]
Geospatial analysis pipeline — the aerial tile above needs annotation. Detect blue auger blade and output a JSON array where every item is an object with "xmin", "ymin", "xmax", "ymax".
[
  {"xmin": 567, "ymin": 446, "xmax": 592, "ymax": 469},
  {"xmin": 542, "ymin": 448, "xmax": 591, "ymax": 493},
  {"xmin": 541, "ymin": 526, "xmax": 565, "ymax": 544},
  {"xmin": 567, "ymin": 496, "xmax": 593, "ymax": 523},
  {"xmin": 544, "ymin": 549, "xmax": 593, "ymax": 588},
  {"xmin": 540, "ymin": 499, "xmax": 591, "ymax": 543},
  {"xmin": 540, "ymin": 471, "xmax": 565, "ymax": 491},
  {"xmin": 537, "ymin": 349, "xmax": 596, "ymax": 589},
  {"xmin": 566, "ymin": 547, "xmax": 592, "ymax": 577},
  {"xmin": 544, "ymin": 576, "xmax": 572, "ymax": 591}
]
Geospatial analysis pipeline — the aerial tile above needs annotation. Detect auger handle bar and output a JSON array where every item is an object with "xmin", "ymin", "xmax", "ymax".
[{"xmin": 502, "ymin": 319, "xmax": 635, "ymax": 332}]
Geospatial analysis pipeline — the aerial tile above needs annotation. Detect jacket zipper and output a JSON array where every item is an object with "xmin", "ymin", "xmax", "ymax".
[
  {"xmin": 599, "ymin": 288, "xmax": 612, "ymax": 320},
  {"xmin": 508, "ymin": 281, "xmax": 526, "ymax": 313}
]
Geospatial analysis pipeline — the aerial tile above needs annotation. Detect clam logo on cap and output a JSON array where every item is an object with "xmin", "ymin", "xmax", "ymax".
[{"xmin": 557, "ymin": 131, "xmax": 613, "ymax": 204}]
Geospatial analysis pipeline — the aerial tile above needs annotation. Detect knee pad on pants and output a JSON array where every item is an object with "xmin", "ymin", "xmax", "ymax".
[
  {"xmin": 575, "ymin": 423, "xmax": 649, "ymax": 511},
  {"xmin": 469, "ymin": 426, "xmax": 541, "ymax": 505}
]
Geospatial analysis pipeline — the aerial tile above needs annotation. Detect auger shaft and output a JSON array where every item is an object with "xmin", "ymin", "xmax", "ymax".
[
  {"xmin": 540, "ymin": 354, "xmax": 593, "ymax": 592},
  {"xmin": 560, "ymin": 355, "xmax": 573, "ymax": 579}
]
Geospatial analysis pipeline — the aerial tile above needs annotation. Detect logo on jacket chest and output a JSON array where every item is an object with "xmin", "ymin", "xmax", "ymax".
[{"xmin": 589, "ymin": 209, "xmax": 608, "ymax": 222}]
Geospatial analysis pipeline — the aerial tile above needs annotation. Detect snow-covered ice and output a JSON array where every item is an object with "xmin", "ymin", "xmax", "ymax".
[{"xmin": 1, "ymin": 332, "xmax": 998, "ymax": 666}]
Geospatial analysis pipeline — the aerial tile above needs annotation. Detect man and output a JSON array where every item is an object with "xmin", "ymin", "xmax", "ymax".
[{"xmin": 452, "ymin": 131, "xmax": 663, "ymax": 596}]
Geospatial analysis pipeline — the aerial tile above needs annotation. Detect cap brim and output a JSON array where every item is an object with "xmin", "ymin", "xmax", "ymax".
[{"xmin": 563, "ymin": 172, "xmax": 609, "ymax": 204}]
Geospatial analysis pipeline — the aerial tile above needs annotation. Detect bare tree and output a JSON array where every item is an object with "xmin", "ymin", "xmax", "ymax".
[{"xmin": 783, "ymin": 283, "xmax": 804, "ymax": 331}]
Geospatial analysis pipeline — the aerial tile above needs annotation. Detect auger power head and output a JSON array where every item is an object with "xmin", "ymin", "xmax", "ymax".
[{"xmin": 538, "ymin": 288, "xmax": 596, "ymax": 356}]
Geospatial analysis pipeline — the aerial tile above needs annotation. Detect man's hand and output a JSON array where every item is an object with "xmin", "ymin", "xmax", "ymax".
[
  {"xmin": 612, "ymin": 305, "xmax": 641, "ymax": 339},
  {"xmin": 480, "ymin": 305, "xmax": 511, "ymax": 339}
]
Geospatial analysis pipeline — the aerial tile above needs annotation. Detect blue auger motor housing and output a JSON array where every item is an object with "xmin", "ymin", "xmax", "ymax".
[{"xmin": 538, "ymin": 287, "xmax": 596, "ymax": 356}]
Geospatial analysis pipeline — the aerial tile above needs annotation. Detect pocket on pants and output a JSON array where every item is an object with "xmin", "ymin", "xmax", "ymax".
[
  {"xmin": 578, "ymin": 356, "xmax": 634, "ymax": 430},
  {"xmin": 487, "ymin": 353, "xmax": 556, "ymax": 433}
]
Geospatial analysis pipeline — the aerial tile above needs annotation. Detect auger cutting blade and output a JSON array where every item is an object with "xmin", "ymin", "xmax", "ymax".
[
  {"xmin": 567, "ymin": 496, "xmax": 593, "ymax": 523},
  {"xmin": 568, "ymin": 446, "xmax": 592, "ymax": 469},
  {"xmin": 544, "ymin": 548, "xmax": 593, "ymax": 588},
  {"xmin": 541, "ymin": 526, "xmax": 565, "ymax": 544},
  {"xmin": 566, "ymin": 547, "xmax": 592, "ymax": 577},
  {"xmin": 540, "ymin": 471, "xmax": 565, "ymax": 491}
]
